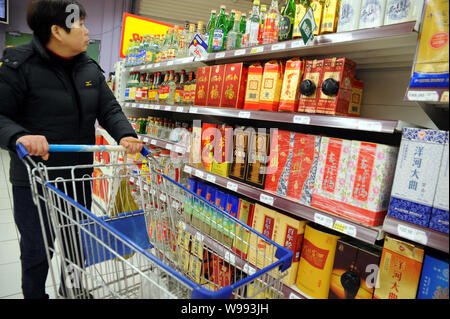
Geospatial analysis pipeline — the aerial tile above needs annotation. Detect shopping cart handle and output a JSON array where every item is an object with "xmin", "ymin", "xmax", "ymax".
[{"xmin": 16, "ymin": 143, "xmax": 150, "ymax": 159}]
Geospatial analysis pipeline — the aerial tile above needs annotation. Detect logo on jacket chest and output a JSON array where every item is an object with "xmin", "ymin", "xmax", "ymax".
[{"xmin": 85, "ymin": 81, "xmax": 93, "ymax": 87}]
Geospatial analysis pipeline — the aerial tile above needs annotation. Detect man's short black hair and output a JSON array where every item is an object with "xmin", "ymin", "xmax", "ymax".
[{"xmin": 27, "ymin": 0, "xmax": 87, "ymax": 45}]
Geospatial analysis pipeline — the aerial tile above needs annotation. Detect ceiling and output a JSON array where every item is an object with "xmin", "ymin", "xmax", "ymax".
[{"xmin": 138, "ymin": 0, "xmax": 275, "ymax": 27}]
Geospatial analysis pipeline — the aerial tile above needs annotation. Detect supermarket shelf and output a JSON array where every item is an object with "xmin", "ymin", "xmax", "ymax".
[
  {"xmin": 123, "ymin": 102, "xmax": 409, "ymax": 134},
  {"xmin": 382, "ymin": 216, "xmax": 449, "ymax": 254},
  {"xmin": 405, "ymin": 87, "xmax": 449, "ymax": 104},
  {"xmin": 137, "ymin": 134, "xmax": 188, "ymax": 154},
  {"xmin": 183, "ymin": 165, "xmax": 385, "ymax": 245},
  {"xmin": 126, "ymin": 56, "xmax": 206, "ymax": 73},
  {"xmin": 124, "ymin": 22, "xmax": 418, "ymax": 72}
]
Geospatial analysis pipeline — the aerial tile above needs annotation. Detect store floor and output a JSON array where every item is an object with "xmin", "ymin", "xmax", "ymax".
[{"xmin": 0, "ymin": 150, "xmax": 59, "ymax": 299}]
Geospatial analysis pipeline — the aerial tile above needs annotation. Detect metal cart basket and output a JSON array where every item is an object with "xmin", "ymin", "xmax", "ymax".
[{"xmin": 17, "ymin": 143, "xmax": 292, "ymax": 299}]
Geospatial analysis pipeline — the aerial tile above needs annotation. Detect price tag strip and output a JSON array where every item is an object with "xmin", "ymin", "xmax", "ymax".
[
  {"xmin": 333, "ymin": 220, "xmax": 357, "ymax": 237},
  {"xmin": 260, "ymin": 193, "xmax": 274, "ymax": 206},
  {"xmin": 314, "ymin": 213, "xmax": 334, "ymax": 229},
  {"xmin": 227, "ymin": 181, "xmax": 238, "ymax": 192},
  {"xmin": 397, "ymin": 223, "xmax": 428, "ymax": 245},
  {"xmin": 293, "ymin": 115, "xmax": 311, "ymax": 125}
]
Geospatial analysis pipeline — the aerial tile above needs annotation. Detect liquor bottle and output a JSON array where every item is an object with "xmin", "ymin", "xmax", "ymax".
[
  {"xmin": 278, "ymin": 0, "xmax": 296, "ymax": 41},
  {"xmin": 168, "ymin": 26, "xmax": 179, "ymax": 60},
  {"xmin": 262, "ymin": 0, "xmax": 281, "ymax": 44},
  {"xmin": 158, "ymin": 71, "xmax": 170, "ymax": 104},
  {"xmin": 142, "ymin": 73, "xmax": 151, "ymax": 102},
  {"xmin": 209, "ymin": 5, "xmax": 228, "ymax": 52},
  {"xmin": 161, "ymin": 28, "xmax": 172, "ymax": 61},
  {"xmin": 226, "ymin": 11, "xmax": 243, "ymax": 50},
  {"xmin": 258, "ymin": 5, "xmax": 267, "ymax": 45},
  {"xmin": 240, "ymin": 12, "xmax": 247, "ymax": 34},
  {"xmin": 183, "ymin": 71, "xmax": 193, "ymax": 105},
  {"xmin": 228, "ymin": 9, "xmax": 236, "ymax": 33},
  {"xmin": 175, "ymin": 70, "xmax": 186, "ymax": 104},
  {"xmin": 189, "ymin": 72, "xmax": 196, "ymax": 106},
  {"xmin": 135, "ymin": 72, "xmax": 145, "ymax": 101},
  {"xmin": 248, "ymin": 0, "xmax": 261, "ymax": 47},
  {"xmin": 205, "ymin": 10, "xmax": 217, "ymax": 51},
  {"xmin": 139, "ymin": 36, "xmax": 146, "ymax": 65},
  {"xmin": 167, "ymin": 71, "xmax": 179, "ymax": 105},
  {"xmin": 154, "ymin": 72, "xmax": 163, "ymax": 103},
  {"xmin": 154, "ymin": 35, "xmax": 162, "ymax": 63},
  {"xmin": 197, "ymin": 21, "xmax": 205, "ymax": 39},
  {"xmin": 124, "ymin": 72, "xmax": 133, "ymax": 101},
  {"xmin": 130, "ymin": 72, "xmax": 140, "ymax": 102}
]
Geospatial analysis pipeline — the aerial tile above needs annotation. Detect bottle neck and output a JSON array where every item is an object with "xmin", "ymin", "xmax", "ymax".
[{"xmin": 270, "ymin": 0, "xmax": 279, "ymax": 11}]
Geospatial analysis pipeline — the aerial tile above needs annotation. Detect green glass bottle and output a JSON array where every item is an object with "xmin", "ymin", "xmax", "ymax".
[
  {"xmin": 278, "ymin": 0, "xmax": 296, "ymax": 41},
  {"xmin": 205, "ymin": 9, "xmax": 216, "ymax": 52},
  {"xmin": 209, "ymin": 5, "xmax": 227, "ymax": 52}
]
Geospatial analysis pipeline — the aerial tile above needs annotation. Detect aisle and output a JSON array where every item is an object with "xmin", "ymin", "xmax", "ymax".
[{"xmin": 0, "ymin": 150, "xmax": 22, "ymax": 299}]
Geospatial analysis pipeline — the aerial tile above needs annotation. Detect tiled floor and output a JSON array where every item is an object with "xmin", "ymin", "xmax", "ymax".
[{"xmin": 0, "ymin": 150, "xmax": 23, "ymax": 299}]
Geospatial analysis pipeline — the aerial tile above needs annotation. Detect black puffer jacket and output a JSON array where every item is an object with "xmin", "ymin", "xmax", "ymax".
[{"xmin": 0, "ymin": 35, "xmax": 136, "ymax": 186}]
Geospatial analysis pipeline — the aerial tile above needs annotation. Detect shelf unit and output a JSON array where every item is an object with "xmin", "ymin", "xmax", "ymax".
[
  {"xmin": 136, "ymin": 133, "xmax": 188, "ymax": 155},
  {"xmin": 383, "ymin": 216, "xmax": 449, "ymax": 254},
  {"xmin": 183, "ymin": 164, "xmax": 384, "ymax": 245}
]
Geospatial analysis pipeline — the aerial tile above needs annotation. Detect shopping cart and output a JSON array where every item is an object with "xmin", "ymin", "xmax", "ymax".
[{"xmin": 17, "ymin": 143, "xmax": 293, "ymax": 299}]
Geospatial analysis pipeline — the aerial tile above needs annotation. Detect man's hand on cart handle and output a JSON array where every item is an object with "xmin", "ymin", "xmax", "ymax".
[
  {"xmin": 16, "ymin": 135, "xmax": 50, "ymax": 161},
  {"xmin": 120, "ymin": 136, "xmax": 143, "ymax": 154}
]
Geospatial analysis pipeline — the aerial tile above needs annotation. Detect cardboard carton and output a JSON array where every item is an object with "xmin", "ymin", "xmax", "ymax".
[
  {"xmin": 259, "ymin": 60, "xmax": 285, "ymax": 112},
  {"xmin": 244, "ymin": 63, "xmax": 264, "ymax": 110},
  {"xmin": 220, "ymin": 63, "xmax": 248, "ymax": 109},
  {"xmin": 194, "ymin": 66, "xmax": 211, "ymax": 106}
]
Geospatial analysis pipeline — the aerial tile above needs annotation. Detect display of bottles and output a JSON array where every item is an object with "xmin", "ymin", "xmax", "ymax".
[
  {"xmin": 175, "ymin": 70, "xmax": 186, "ymax": 105},
  {"xmin": 205, "ymin": 10, "xmax": 217, "ymax": 49},
  {"xmin": 209, "ymin": 5, "xmax": 228, "ymax": 53},
  {"xmin": 278, "ymin": 0, "xmax": 296, "ymax": 41},
  {"xmin": 240, "ymin": 13, "xmax": 248, "ymax": 46},
  {"xmin": 226, "ymin": 11, "xmax": 243, "ymax": 50},
  {"xmin": 262, "ymin": 0, "xmax": 281, "ymax": 44},
  {"xmin": 228, "ymin": 10, "xmax": 236, "ymax": 33},
  {"xmin": 247, "ymin": 0, "xmax": 261, "ymax": 47}
]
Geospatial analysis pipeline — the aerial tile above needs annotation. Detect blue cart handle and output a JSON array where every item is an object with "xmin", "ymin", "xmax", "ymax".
[{"xmin": 16, "ymin": 143, "xmax": 150, "ymax": 159}]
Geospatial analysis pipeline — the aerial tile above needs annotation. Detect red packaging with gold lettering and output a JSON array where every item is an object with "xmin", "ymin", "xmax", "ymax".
[
  {"xmin": 201, "ymin": 123, "xmax": 218, "ymax": 172},
  {"xmin": 317, "ymin": 57, "xmax": 356, "ymax": 115},
  {"xmin": 244, "ymin": 63, "xmax": 264, "ymax": 110},
  {"xmin": 298, "ymin": 59, "xmax": 325, "ymax": 113},
  {"xmin": 286, "ymin": 133, "xmax": 321, "ymax": 206},
  {"xmin": 220, "ymin": 63, "xmax": 248, "ymax": 109},
  {"xmin": 264, "ymin": 130, "xmax": 295, "ymax": 196},
  {"xmin": 207, "ymin": 65, "xmax": 226, "ymax": 107},
  {"xmin": 279, "ymin": 58, "xmax": 305, "ymax": 112},
  {"xmin": 194, "ymin": 66, "xmax": 211, "ymax": 106}
]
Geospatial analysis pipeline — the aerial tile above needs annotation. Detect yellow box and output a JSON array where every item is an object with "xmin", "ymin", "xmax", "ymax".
[
  {"xmin": 188, "ymin": 254, "xmax": 207, "ymax": 284},
  {"xmin": 272, "ymin": 214, "xmax": 308, "ymax": 286},
  {"xmin": 259, "ymin": 60, "xmax": 285, "ymax": 112},
  {"xmin": 311, "ymin": 0, "xmax": 324, "ymax": 35},
  {"xmin": 293, "ymin": 3, "xmax": 308, "ymax": 38},
  {"xmin": 295, "ymin": 224, "xmax": 342, "ymax": 299},
  {"xmin": 247, "ymin": 204, "xmax": 280, "ymax": 269},
  {"xmin": 321, "ymin": 0, "xmax": 341, "ymax": 33},
  {"xmin": 178, "ymin": 248, "xmax": 191, "ymax": 273}
]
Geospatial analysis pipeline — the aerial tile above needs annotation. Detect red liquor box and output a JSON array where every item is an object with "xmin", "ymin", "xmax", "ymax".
[
  {"xmin": 286, "ymin": 133, "xmax": 321, "ymax": 206},
  {"xmin": 201, "ymin": 123, "xmax": 218, "ymax": 172},
  {"xmin": 279, "ymin": 58, "xmax": 305, "ymax": 112},
  {"xmin": 317, "ymin": 57, "xmax": 357, "ymax": 115},
  {"xmin": 298, "ymin": 59, "xmax": 324, "ymax": 113},
  {"xmin": 207, "ymin": 65, "xmax": 226, "ymax": 107},
  {"xmin": 194, "ymin": 66, "xmax": 211, "ymax": 106},
  {"xmin": 220, "ymin": 63, "xmax": 248, "ymax": 109},
  {"xmin": 244, "ymin": 63, "xmax": 264, "ymax": 110},
  {"xmin": 264, "ymin": 130, "xmax": 295, "ymax": 196}
]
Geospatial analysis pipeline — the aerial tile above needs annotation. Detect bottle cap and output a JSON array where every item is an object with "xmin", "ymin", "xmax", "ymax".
[
  {"xmin": 300, "ymin": 79, "xmax": 317, "ymax": 96},
  {"xmin": 321, "ymin": 78, "xmax": 340, "ymax": 96}
]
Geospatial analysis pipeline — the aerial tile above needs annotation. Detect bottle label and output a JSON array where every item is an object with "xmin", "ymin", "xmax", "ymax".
[
  {"xmin": 263, "ymin": 14, "xmax": 279, "ymax": 43},
  {"xmin": 125, "ymin": 88, "xmax": 130, "ymax": 100},
  {"xmin": 175, "ymin": 90, "xmax": 183, "ymax": 103},
  {"xmin": 248, "ymin": 21, "xmax": 260, "ymax": 46},
  {"xmin": 212, "ymin": 29, "xmax": 224, "ymax": 51},
  {"xmin": 145, "ymin": 51, "xmax": 154, "ymax": 63},
  {"xmin": 278, "ymin": 16, "xmax": 292, "ymax": 40},
  {"xmin": 168, "ymin": 49, "xmax": 176, "ymax": 59},
  {"xmin": 159, "ymin": 86, "xmax": 170, "ymax": 100}
]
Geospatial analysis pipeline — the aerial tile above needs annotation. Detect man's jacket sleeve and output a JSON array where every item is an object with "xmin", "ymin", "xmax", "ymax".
[
  {"xmin": 96, "ymin": 72, "xmax": 137, "ymax": 143},
  {"xmin": 0, "ymin": 59, "xmax": 30, "ymax": 152}
]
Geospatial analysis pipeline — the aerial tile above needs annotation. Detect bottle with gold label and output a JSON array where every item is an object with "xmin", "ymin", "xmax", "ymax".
[{"xmin": 175, "ymin": 70, "xmax": 186, "ymax": 105}]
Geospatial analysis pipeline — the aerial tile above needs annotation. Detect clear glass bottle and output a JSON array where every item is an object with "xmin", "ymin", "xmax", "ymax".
[
  {"xmin": 262, "ymin": 0, "xmax": 281, "ymax": 44},
  {"xmin": 175, "ymin": 70, "xmax": 186, "ymax": 105},
  {"xmin": 258, "ymin": 5, "xmax": 267, "ymax": 45},
  {"xmin": 166, "ymin": 71, "xmax": 178, "ymax": 105},
  {"xmin": 158, "ymin": 71, "xmax": 170, "ymax": 104},
  {"xmin": 226, "ymin": 11, "xmax": 243, "ymax": 50},
  {"xmin": 247, "ymin": 0, "xmax": 261, "ymax": 47}
]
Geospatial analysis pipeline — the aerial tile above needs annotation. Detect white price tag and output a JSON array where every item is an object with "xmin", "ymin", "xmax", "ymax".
[
  {"xmin": 314, "ymin": 213, "xmax": 334, "ymax": 229},
  {"xmin": 234, "ymin": 49, "xmax": 246, "ymax": 56},
  {"xmin": 206, "ymin": 174, "xmax": 216, "ymax": 184},
  {"xmin": 224, "ymin": 251, "xmax": 236, "ymax": 265},
  {"xmin": 291, "ymin": 40, "xmax": 303, "ymax": 48},
  {"xmin": 153, "ymin": 105, "xmax": 161, "ymax": 110},
  {"xmin": 293, "ymin": 115, "xmax": 311, "ymax": 125},
  {"xmin": 407, "ymin": 90, "xmax": 440, "ymax": 102},
  {"xmin": 172, "ymin": 201, "xmax": 180, "ymax": 209},
  {"xmin": 176, "ymin": 107, "xmax": 184, "ymax": 113},
  {"xmin": 140, "ymin": 65, "xmax": 146, "ymax": 70},
  {"xmin": 167, "ymin": 61, "xmax": 174, "ymax": 66},
  {"xmin": 333, "ymin": 220, "xmax": 357, "ymax": 237},
  {"xmin": 130, "ymin": 177, "xmax": 135, "ymax": 184},
  {"xmin": 195, "ymin": 232, "xmax": 204, "ymax": 242},
  {"xmin": 181, "ymin": 57, "xmax": 193, "ymax": 64},
  {"xmin": 154, "ymin": 63, "xmax": 161, "ymax": 68},
  {"xmin": 166, "ymin": 144, "xmax": 173, "ymax": 150},
  {"xmin": 195, "ymin": 170, "xmax": 204, "ymax": 179},
  {"xmin": 260, "ymin": 193, "xmax": 274, "ymax": 206},
  {"xmin": 215, "ymin": 52, "xmax": 226, "ymax": 59},
  {"xmin": 143, "ymin": 137, "xmax": 149, "ymax": 143},
  {"xmin": 397, "ymin": 224, "xmax": 428, "ymax": 245},
  {"xmin": 227, "ymin": 181, "xmax": 238, "ymax": 192},
  {"xmin": 271, "ymin": 43, "xmax": 286, "ymax": 51},
  {"xmin": 250, "ymin": 46, "xmax": 264, "ymax": 54},
  {"xmin": 358, "ymin": 121, "xmax": 382, "ymax": 132},
  {"xmin": 189, "ymin": 107, "xmax": 198, "ymax": 113},
  {"xmin": 243, "ymin": 263, "xmax": 256, "ymax": 275},
  {"xmin": 184, "ymin": 166, "xmax": 192, "ymax": 174},
  {"xmin": 289, "ymin": 293, "xmax": 302, "ymax": 299},
  {"xmin": 175, "ymin": 146, "xmax": 184, "ymax": 153},
  {"xmin": 238, "ymin": 111, "xmax": 251, "ymax": 119},
  {"xmin": 165, "ymin": 105, "xmax": 172, "ymax": 111},
  {"xmin": 132, "ymin": 103, "xmax": 137, "ymax": 108},
  {"xmin": 160, "ymin": 194, "xmax": 167, "ymax": 202},
  {"xmin": 150, "ymin": 139, "xmax": 157, "ymax": 145}
]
